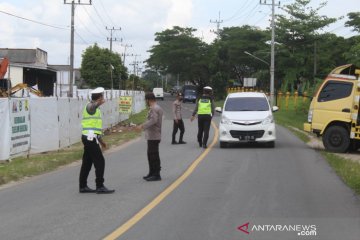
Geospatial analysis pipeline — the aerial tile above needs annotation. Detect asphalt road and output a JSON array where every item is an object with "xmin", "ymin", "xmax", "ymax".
[{"xmin": 0, "ymin": 93, "xmax": 359, "ymax": 240}]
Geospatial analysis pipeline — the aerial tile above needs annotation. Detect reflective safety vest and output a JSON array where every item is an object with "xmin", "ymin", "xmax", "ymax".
[
  {"xmin": 198, "ymin": 98, "xmax": 212, "ymax": 115},
  {"xmin": 82, "ymin": 104, "xmax": 102, "ymax": 135}
]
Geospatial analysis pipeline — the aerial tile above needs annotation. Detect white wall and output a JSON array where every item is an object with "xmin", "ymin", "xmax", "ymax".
[{"xmin": 0, "ymin": 91, "xmax": 145, "ymax": 161}]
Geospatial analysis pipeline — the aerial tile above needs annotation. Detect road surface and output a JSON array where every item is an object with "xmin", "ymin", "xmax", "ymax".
[{"xmin": 0, "ymin": 93, "xmax": 359, "ymax": 240}]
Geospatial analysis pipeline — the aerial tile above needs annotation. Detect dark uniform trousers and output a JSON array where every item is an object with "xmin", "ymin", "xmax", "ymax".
[
  {"xmin": 197, "ymin": 114, "xmax": 212, "ymax": 146},
  {"xmin": 79, "ymin": 135, "xmax": 105, "ymax": 188},
  {"xmin": 147, "ymin": 140, "xmax": 161, "ymax": 176},
  {"xmin": 172, "ymin": 119, "xmax": 185, "ymax": 142}
]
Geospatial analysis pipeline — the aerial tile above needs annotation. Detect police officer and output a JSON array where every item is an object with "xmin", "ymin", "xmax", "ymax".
[
  {"xmin": 172, "ymin": 92, "xmax": 186, "ymax": 144},
  {"xmin": 190, "ymin": 86, "xmax": 215, "ymax": 148},
  {"xmin": 79, "ymin": 87, "xmax": 115, "ymax": 194},
  {"xmin": 136, "ymin": 92, "xmax": 164, "ymax": 181}
]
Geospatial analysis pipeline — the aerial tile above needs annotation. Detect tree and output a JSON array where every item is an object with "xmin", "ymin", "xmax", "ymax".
[
  {"xmin": 81, "ymin": 43, "xmax": 127, "ymax": 89},
  {"xmin": 345, "ymin": 12, "xmax": 360, "ymax": 66},
  {"xmin": 275, "ymin": 0, "xmax": 337, "ymax": 90},
  {"xmin": 146, "ymin": 26, "xmax": 210, "ymax": 86},
  {"xmin": 215, "ymin": 26, "xmax": 269, "ymax": 87}
]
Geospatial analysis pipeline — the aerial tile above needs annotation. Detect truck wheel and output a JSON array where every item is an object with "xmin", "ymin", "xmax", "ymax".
[{"xmin": 322, "ymin": 126, "xmax": 350, "ymax": 153}]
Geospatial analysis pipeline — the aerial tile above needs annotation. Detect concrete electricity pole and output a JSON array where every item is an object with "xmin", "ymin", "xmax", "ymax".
[
  {"xmin": 64, "ymin": 0, "xmax": 91, "ymax": 97},
  {"xmin": 210, "ymin": 11, "xmax": 223, "ymax": 37},
  {"xmin": 121, "ymin": 44, "xmax": 133, "ymax": 65},
  {"xmin": 260, "ymin": 0, "xmax": 280, "ymax": 106},
  {"xmin": 106, "ymin": 27, "xmax": 121, "ymax": 93}
]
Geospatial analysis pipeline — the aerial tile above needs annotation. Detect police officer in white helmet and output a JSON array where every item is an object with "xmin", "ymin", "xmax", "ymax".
[
  {"xmin": 190, "ymin": 86, "xmax": 215, "ymax": 148},
  {"xmin": 79, "ymin": 87, "xmax": 115, "ymax": 194}
]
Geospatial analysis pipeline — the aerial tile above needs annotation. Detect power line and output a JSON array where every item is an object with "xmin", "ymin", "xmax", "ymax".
[
  {"xmin": 223, "ymin": 0, "xmax": 252, "ymax": 22},
  {"xmin": 0, "ymin": 9, "xmax": 68, "ymax": 29},
  {"xmin": 76, "ymin": 14, "xmax": 104, "ymax": 39},
  {"xmin": 81, "ymin": 5, "xmax": 108, "ymax": 37},
  {"xmin": 98, "ymin": 0, "xmax": 116, "ymax": 27},
  {"xmin": 92, "ymin": 4, "xmax": 109, "ymax": 27},
  {"xmin": 75, "ymin": 31, "xmax": 89, "ymax": 44}
]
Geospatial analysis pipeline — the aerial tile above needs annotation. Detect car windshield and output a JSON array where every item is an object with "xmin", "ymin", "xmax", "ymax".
[
  {"xmin": 224, "ymin": 97, "xmax": 269, "ymax": 111},
  {"xmin": 185, "ymin": 89, "xmax": 196, "ymax": 95}
]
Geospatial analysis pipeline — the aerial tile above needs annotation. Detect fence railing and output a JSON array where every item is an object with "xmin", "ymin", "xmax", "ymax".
[{"xmin": 226, "ymin": 87, "xmax": 311, "ymax": 111}]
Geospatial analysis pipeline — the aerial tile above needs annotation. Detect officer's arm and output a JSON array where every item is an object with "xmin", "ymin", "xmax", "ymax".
[
  {"xmin": 192, "ymin": 100, "xmax": 199, "ymax": 117},
  {"xmin": 211, "ymin": 100, "xmax": 215, "ymax": 117},
  {"xmin": 143, "ymin": 109, "xmax": 158, "ymax": 129}
]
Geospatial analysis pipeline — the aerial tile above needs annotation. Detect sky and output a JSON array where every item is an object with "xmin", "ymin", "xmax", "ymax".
[{"xmin": 0, "ymin": 0, "xmax": 358, "ymax": 71}]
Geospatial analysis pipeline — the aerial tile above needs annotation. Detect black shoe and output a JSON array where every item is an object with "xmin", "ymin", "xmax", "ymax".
[
  {"xmin": 171, "ymin": 141, "xmax": 178, "ymax": 144},
  {"xmin": 96, "ymin": 186, "xmax": 115, "ymax": 194},
  {"xmin": 79, "ymin": 186, "xmax": 96, "ymax": 193},
  {"xmin": 178, "ymin": 141, "xmax": 187, "ymax": 144},
  {"xmin": 203, "ymin": 144, "xmax": 207, "ymax": 149},
  {"xmin": 143, "ymin": 173, "xmax": 151, "ymax": 180},
  {"xmin": 198, "ymin": 142, "xmax": 202, "ymax": 147},
  {"xmin": 145, "ymin": 175, "xmax": 161, "ymax": 181}
]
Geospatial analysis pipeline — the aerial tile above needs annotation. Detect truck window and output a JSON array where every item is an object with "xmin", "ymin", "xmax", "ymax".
[{"xmin": 318, "ymin": 81, "xmax": 353, "ymax": 102}]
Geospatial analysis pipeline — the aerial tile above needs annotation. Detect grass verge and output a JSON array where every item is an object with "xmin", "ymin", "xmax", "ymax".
[
  {"xmin": 322, "ymin": 152, "xmax": 360, "ymax": 194},
  {"xmin": 0, "ymin": 109, "xmax": 148, "ymax": 186}
]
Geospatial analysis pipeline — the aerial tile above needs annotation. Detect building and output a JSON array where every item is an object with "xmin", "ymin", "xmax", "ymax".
[{"xmin": 0, "ymin": 48, "xmax": 75, "ymax": 96}]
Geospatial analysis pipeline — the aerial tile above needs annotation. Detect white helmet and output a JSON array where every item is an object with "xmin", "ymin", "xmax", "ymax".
[
  {"xmin": 91, "ymin": 87, "xmax": 105, "ymax": 94},
  {"xmin": 203, "ymin": 86, "xmax": 212, "ymax": 90}
]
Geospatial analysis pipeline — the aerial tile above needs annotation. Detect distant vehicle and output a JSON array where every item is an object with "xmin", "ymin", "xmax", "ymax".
[
  {"xmin": 216, "ymin": 92, "xmax": 278, "ymax": 148},
  {"xmin": 170, "ymin": 86, "xmax": 182, "ymax": 95},
  {"xmin": 153, "ymin": 87, "xmax": 164, "ymax": 100},
  {"xmin": 182, "ymin": 85, "xmax": 197, "ymax": 103}
]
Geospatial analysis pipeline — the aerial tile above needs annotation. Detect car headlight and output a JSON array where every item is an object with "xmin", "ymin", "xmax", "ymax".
[
  {"xmin": 262, "ymin": 115, "xmax": 274, "ymax": 125},
  {"xmin": 221, "ymin": 116, "xmax": 233, "ymax": 125},
  {"xmin": 307, "ymin": 109, "xmax": 313, "ymax": 123}
]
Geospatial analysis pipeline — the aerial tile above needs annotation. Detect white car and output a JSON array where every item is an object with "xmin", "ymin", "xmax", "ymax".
[
  {"xmin": 216, "ymin": 92, "xmax": 278, "ymax": 148},
  {"xmin": 153, "ymin": 87, "xmax": 164, "ymax": 100}
]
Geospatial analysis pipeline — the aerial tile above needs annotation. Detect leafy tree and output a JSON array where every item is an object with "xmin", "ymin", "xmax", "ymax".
[
  {"xmin": 81, "ymin": 43, "xmax": 127, "ymax": 89},
  {"xmin": 146, "ymin": 26, "xmax": 210, "ymax": 86},
  {"xmin": 345, "ymin": 12, "xmax": 360, "ymax": 32},
  {"xmin": 275, "ymin": 0, "xmax": 337, "ymax": 90},
  {"xmin": 215, "ymin": 26, "xmax": 269, "ymax": 87},
  {"xmin": 345, "ymin": 12, "xmax": 360, "ymax": 66}
]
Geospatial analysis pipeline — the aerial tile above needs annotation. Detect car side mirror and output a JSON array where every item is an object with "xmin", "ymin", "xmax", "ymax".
[
  {"xmin": 215, "ymin": 107, "xmax": 222, "ymax": 113},
  {"xmin": 272, "ymin": 106, "xmax": 279, "ymax": 112}
]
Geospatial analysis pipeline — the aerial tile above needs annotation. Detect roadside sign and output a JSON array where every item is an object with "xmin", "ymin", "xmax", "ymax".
[{"xmin": 119, "ymin": 96, "xmax": 133, "ymax": 114}]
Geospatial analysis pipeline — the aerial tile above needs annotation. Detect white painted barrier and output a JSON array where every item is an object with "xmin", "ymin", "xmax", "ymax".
[{"xmin": 0, "ymin": 90, "xmax": 146, "ymax": 161}]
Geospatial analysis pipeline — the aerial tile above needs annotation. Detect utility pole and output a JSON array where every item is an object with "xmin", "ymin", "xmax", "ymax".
[
  {"xmin": 260, "ymin": 0, "xmax": 280, "ymax": 106},
  {"xmin": 121, "ymin": 44, "xmax": 133, "ymax": 65},
  {"xmin": 210, "ymin": 11, "xmax": 223, "ymax": 37},
  {"xmin": 64, "ymin": 0, "xmax": 91, "ymax": 97},
  {"xmin": 129, "ymin": 54, "xmax": 141, "ymax": 91},
  {"xmin": 106, "ymin": 27, "xmax": 121, "ymax": 93}
]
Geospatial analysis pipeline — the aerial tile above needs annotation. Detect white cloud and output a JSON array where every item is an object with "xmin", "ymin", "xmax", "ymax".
[{"xmin": 165, "ymin": 0, "xmax": 193, "ymax": 28}]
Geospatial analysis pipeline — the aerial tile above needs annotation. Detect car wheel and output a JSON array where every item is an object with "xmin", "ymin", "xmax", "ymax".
[
  {"xmin": 220, "ymin": 141, "xmax": 228, "ymax": 148},
  {"xmin": 322, "ymin": 125, "xmax": 350, "ymax": 153},
  {"xmin": 266, "ymin": 141, "xmax": 275, "ymax": 148}
]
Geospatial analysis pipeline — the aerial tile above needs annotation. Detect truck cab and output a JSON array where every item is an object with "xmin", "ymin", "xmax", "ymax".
[{"xmin": 304, "ymin": 64, "xmax": 360, "ymax": 152}]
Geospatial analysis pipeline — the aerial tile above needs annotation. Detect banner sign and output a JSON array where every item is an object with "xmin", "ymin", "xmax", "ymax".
[
  {"xmin": 119, "ymin": 96, "xmax": 133, "ymax": 114},
  {"xmin": 10, "ymin": 98, "xmax": 30, "ymax": 155}
]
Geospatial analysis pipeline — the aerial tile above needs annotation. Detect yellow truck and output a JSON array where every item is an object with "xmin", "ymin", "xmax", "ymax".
[{"xmin": 304, "ymin": 64, "xmax": 360, "ymax": 152}]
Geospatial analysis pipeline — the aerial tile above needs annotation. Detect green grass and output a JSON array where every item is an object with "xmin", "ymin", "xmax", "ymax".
[
  {"xmin": 322, "ymin": 152, "xmax": 360, "ymax": 194},
  {"xmin": 0, "ymin": 109, "xmax": 148, "ymax": 186}
]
